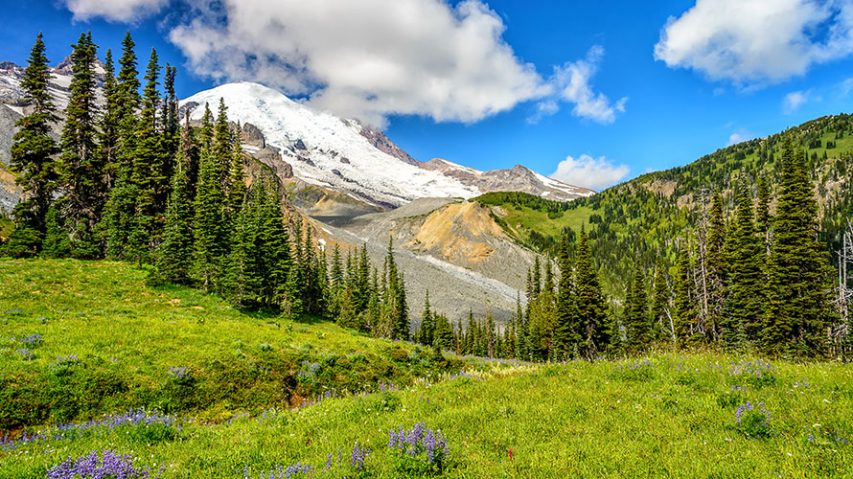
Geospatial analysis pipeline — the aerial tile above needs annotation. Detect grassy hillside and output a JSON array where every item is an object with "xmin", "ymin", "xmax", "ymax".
[
  {"xmin": 0, "ymin": 259, "xmax": 464, "ymax": 431},
  {"xmin": 476, "ymin": 114, "xmax": 853, "ymax": 294},
  {"xmin": 2, "ymin": 352, "xmax": 851, "ymax": 477}
]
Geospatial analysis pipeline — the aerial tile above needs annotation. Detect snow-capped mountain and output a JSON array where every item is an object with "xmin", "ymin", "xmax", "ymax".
[
  {"xmin": 183, "ymin": 82, "xmax": 477, "ymax": 208},
  {"xmin": 421, "ymin": 158, "xmax": 594, "ymax": 200},
  {"xmin": 181, "ymin": 82, "xmax": 592, "ymax": 207}
]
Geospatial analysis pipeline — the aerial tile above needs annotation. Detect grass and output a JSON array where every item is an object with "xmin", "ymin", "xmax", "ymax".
[
  {"xmin": 1, "ymin": 259, "xmax": 852, "ymax": 478},
  {"xmin": 2, "ymin": 354, "xmax": 852, "ymax": 478},
  {"xmin": 0, "ymin": 259, "xmax": 462, "ymax": 430},
  {"xmin": 490, "ymin": 204, "xmax": 594, "ymax": 247}
]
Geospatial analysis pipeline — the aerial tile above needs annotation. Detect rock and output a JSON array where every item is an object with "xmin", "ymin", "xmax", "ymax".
[
  {"xmin": 240, "ymin": 122, "xmax": 266, "ymax": 148},
  {"xmin": 294, "ymin": 138, "xmax": 307, "ymax": 150},
  {"xmin": 340, "ymin": 157, "xmax": 350, "ymax": 164}
]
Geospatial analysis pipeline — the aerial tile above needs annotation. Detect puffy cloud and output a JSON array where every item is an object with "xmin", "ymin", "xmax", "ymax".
[
  {"xmin": 540, "ymin": 46, "xmax": 627, "ymax": 124},
  {"xmin": 550, "ymin": 154, "xmax": 629, "ymax": 191},
  {"xmin": 654, "ymin": 0, "xmax": 853, "ymax": 85},
  {"xmin": 783, "ymin": 90, "xmax": 811, "ymax": 113},
  {"xmin": 168, "ymin": 0, "xmax": 550, "ymax": 127},
  {"xmin": 727, "ymin": 130, "xmax": 755, "ymax": 146},
  {"xmin": 63, "ymin": 0, "xmax": 169, "ymax": 22}
]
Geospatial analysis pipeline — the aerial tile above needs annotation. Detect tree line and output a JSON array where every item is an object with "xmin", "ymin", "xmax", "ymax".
[
  {"xmin": 454, "ymin": 141, "xmax": 844, "ymax": 361},
  {"xmin": 2, "ymin": 32, "xmax": 414, "ymax": 341}
]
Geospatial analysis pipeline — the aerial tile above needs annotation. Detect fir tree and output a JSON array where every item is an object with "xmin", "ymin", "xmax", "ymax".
[
  {"xmin": 192, "ymin": 105, "xmax": 227, "ymax": 291},
  {"xmin": 41, "ymin": 201, "xmax": 70, "ymax": 258},
  {"xmin": 153, "ymin": 125, "xmax": 195, "ymax": 285},
  {"xmin": 723, "ymin": 178, "xmax": 764, "ymax": 350},
  {"xmin": 419, "ymin": 291, "xmax": 435, "ymax": 347},
  {"xmin": 6, "ymin": 33, "xmax": 58, "ymax": 257},
  {"xmin": 553, "ymin": 236, "xmax": 578, "ymax": 359},
  {"xmin": 650, "ymin": 261, "xmax": 671, "ymax": 342},
  {"xmin": 763, "ymin": 142, "xmax": 836, "ymax": 357},
  {"xmin": 623, "ymin": 266, "xmax": 651, "ymax": 353},
  {"xmin": 672, "ymin": 241, "xmax": 697, "ymax": 347},
  {"xmin": 58, "ymin": 32, "xmax": 102, "ymax": 258},
  {"xmin": 706, "ymin": 192, "xmax": 727, "ymax": 341},
  {"xmin": 574, "ymin": 227, "xmax": 610, "ymax": 359},
  {"xmin": 127, "ymin": 48, "xmax": 164, "ymax": 264},
  {"xmin": 101, "ymin": 33, "xmax": 140, "ymax": 258}
]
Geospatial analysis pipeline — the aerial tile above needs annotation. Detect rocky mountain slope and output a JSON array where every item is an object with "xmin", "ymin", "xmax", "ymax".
[{"xmin": 181, "ymin": 82, "xmax": 590, "ymax": 208}]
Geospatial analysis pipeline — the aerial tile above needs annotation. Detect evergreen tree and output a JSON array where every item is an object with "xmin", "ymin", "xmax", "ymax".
[
  {"xmin": 101, "ymin": 33, "xmax": 141, "ymax": 258},
  {"xmin": 192, "ymin": 105, "xmax": 227, "ymax": 291},
  {"xmin": 672, "ymin": 241, "xmax": 697, "ymax": 347},
  {"xmin": 153, "ymin": 125, "xmax": 194, "ymax": 285},
  {"xmin": 6, "ymin": 33, "xmax": 58, "ymax": 257},
  {"xmin": 433, "ymin": 313, "xmax": 453, "ymax": 351},
  {"xmin": 58, "ymin": 32, "xmax": 102, "ymax": 258},
  {"xmin": 756, "ymin": 176, "xmax": 771, "ymax": 252},
  {"xmin": 706, "ymin": 192, "xmax": 727, "ymax": 341},
  {"xmin": 650, "ymin": 261, "xmax": 671, "ymax": 342},
  {"xmin": 723, "ymin": 178, "xmax": 764, "ymax": 350},
  {"xmin": 419, "ymin": 291, "xmax": 435, "ymax": 347},
  {"xmin": 763, "ymin": 142, "xmax": 836, "ymax": 357},
  {"xmin": 623, "ymin": 266, "xmax": 651, "ymax": 353},
  {"xmin": 99, "ymin": 49, "xmax": 119, "ymax": 191},
  {"xmin": 127, "ymin": 48, "xmax": 164, "ymax": 264},
  {"xmin": 574, "ymin": 227, "xmax": 610, "ymax": 358},
  {"xmin": 41, "ymin": 202, "xmax": 70, "ymax": 258},
  {"xmin": 553, "ymin": 236, "xmax": 578, "ymax": 359}
]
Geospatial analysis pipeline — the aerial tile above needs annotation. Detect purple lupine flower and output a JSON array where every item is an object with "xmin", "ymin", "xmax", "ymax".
[
  {"xmin": 325, "ymin": 453, "xmax": 333, "ymax": 470},
  {"xmin": 169, "ymin": 366, "xmax": 191, "ymax": 379},
  {"xmin": 46, "ymin": 450, "xmax": 153, "ymax": 479},
  {"xmin": 735, "ymin": 401, "xmax": 754, "ymax": 423},
  {"xmin": 350, "ymin": 442, "xmax": 370, "ymax": 470}
]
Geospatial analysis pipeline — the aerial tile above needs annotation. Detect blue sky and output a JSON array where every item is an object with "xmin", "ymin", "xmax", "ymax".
[{"xmin": 2, "ymin": 0, "xmax": 852, "ymax": 190}]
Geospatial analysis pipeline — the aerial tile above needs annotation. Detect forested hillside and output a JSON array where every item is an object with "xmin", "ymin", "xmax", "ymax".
[{"xmin": 478, "ymin": 114, "xmax": 853, "ymax": 292}]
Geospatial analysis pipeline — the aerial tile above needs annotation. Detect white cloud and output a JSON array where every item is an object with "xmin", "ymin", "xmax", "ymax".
[
  {"xmin": 65, "ymin": 0, "xmax": 627, "ymax": 128},
  {"xmin": 654, "ymin": 0, "xmax": 853, "ymax": 86},
  {"xmin": 167, "ymin": 0, "xmax": 550, "ymax": 127},
  {"xmin": 550, "ymin": 154, "xmax": 629, "ymax": 191},
  {"xmin": 842, "ymin": 77, "xmax": 853, "ymax": 95},
  {"xmin": 783, "ymin": 90, "xmax": 811, "ymax": 113},
  {"xmin": 543, "ymin": 46, "xmax": 627, "ymax": 124},
  {"xmin": 727, "ymin": 130, "xmax": 754, "ymax": 146},
  {"xmin": 63, "ymin": 0, "xmax": 168, "ymax": 22}
]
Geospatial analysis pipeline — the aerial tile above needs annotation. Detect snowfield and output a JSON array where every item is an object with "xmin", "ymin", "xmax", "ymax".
[{"xmin": 182, "ymin": 82, "xmax": 479, "ymax": 207}]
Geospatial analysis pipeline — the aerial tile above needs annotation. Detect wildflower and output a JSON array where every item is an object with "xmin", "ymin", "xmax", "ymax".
[
  {"xmin": 46, "ymin": 450, "xmax": 153, "ymax": 479},
  {"xmin": 508, "ymin": 448, "xmax": 514, "ymax": 461},
  {"xmin": 350, "ymin": 442, "xmax": 370, "ymax": 470}
]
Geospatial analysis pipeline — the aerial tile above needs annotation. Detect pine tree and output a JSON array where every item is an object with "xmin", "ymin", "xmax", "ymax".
[
  {"xmin": 650, "ymin": 261, "xmax": 671, "ymax": 342},
  {"xmin": 723, "ymin": 178, "xmax": 764, "ymax": 350},
  {"xmin": 58, "ymin": 32, "xmax": 102, "ymax": 258},
  {"xmin": 763, "ymin": 142, "xmax": 836, "ymax": 357},
  {"xmin": 5, "ymin": 33, "xmax": 58, "ymax": 257},
  {"xmin": 574, "ymin": 227, "xmax": 610, "ymax": 359},
  {"xmin": 127, "ymin": 48, "xmax": 164, "ymax": 264},
  {"xmin": 553, "ymin": 236, "xmax": 578, "ymax": 359},
  {"xmin": 623, "ymin": 266, "xmax": 650, "ymax": 353},
  {"xmin": 672, "ymin": 241, "xmax": 697, "ymax": 347},
  {"xmin": 706, "ymin": 192, "xmax": 727, "ymax": 341},
  {"xmin": 756, "ymin": 176, "xmax": 771, "ymax": 253},
  {"xmin": 99, "ymin": 49, "xmax": 119, "ymax": 191},
  {"xmin": 192, "ymin": 105, "xmax": 227, "ymax": 291},
  {"xmin": 41, "ymin": 202, "xmax": 70, "ymax": 258},
  {"xmin": 101, "ymin": 33, "xmax": 141, "ymax": 258},
  {"xmin": 419, "ymin": 291, "xmax": 435, "ymax": 346},
  {"xmin": 153, "ymin": 123, "xmax": 195, "ymax": 285}
]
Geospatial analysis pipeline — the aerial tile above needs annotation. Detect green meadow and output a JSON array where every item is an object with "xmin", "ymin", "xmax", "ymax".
[{"xmin": 1, "ymin": 259, "xmax": 852, "ymax": 478}]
